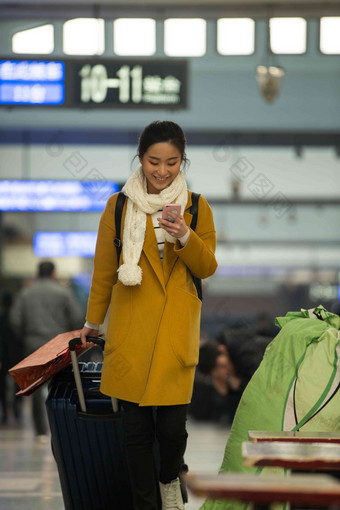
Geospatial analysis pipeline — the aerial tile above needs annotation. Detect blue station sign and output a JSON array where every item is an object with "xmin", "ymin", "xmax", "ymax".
[
  {"xmin": 0, "ymin": 180, "xmax": 119, "ymax": 211},
  {"xmin": 0, "ymin": 60, "xmax": 65, "ymax": 105}
]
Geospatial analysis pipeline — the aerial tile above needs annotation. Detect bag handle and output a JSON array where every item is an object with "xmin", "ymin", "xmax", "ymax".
[{"xmin": 69, "ymin": 337, "xmax": 118, "ymax": 414}]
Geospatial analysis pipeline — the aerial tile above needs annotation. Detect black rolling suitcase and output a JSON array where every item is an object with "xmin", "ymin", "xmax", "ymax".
[
  {"xmin": 46, "ymin": 337, "xmax": 188, "ymax": 510},
  {"xmin": 46, "ymin": 337, "xmax": 134, "ymax": 510}
]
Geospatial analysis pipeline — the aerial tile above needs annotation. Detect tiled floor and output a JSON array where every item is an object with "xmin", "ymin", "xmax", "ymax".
[{"xmin": 0, "ymin": 398, "xmax": 230, "ymax": 510}]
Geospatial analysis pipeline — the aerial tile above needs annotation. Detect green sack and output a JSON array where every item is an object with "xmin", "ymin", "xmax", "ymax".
[{"xmin": 200, "ymin": 305, "xmax": 340, "ymax": 510}]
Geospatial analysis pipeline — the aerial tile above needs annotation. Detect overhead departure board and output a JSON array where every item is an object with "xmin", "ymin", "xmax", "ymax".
[{"xmin": 0, "ymin": 58, "xmax": 188, "ymax": 108}]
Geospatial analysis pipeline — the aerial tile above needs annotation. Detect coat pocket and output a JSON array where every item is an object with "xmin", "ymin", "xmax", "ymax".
[
  {"xmin": 104, "ymin": 282, "xmax": 132, "ymax": 354},
  {"xmin": 169, "ymin": 287, "xmax": 202, "ymax": 368}
]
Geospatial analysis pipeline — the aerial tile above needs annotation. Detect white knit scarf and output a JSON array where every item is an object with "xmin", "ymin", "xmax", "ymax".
[{"xmin": 117, "ymin": 166, "xmax": 188, "ymax": 286}]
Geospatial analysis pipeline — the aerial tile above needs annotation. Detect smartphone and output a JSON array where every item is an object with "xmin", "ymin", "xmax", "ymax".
[{"xmin": 162, "ymin": 204, "xmax": 181, "ymax": 223}]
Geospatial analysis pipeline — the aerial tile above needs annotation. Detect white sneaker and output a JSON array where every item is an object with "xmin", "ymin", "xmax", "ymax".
[{"xmin": 159, "ymin": 478, "xmax": 185, "ymax": 509}]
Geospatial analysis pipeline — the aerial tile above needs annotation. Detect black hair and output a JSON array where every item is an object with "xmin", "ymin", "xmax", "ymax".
[
  {"xmin": 216, "ymin": 328, "xmax": 253, "ymax": 368},
  {"xmin": 216, "ymin": 328, "xmax": 270, "ymax": 380},
  {"xmin": 198, "ymin": 342, "xmax": 220, "ymax": 375},
  {"xmin": 137, "ymin": 120, "xmax": 189, "ymax": 170},
  {"xmin": 38, "ymin": 261, "xmax": 55, "ymax": 278}
]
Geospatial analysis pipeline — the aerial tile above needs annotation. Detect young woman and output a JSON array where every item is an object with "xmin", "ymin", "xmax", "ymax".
[{"xmin": 80, "ymin": 120, "xmax": 217, "ymax": 510}]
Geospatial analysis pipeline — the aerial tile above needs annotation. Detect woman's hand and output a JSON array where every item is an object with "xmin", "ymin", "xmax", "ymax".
[
  {"xmin": 80, "ymin": 326, "xmax": 99, "ymax": 348},
  {"xmin": 157, "ymin": 212, "xmax": 189, "ymax": 239}
]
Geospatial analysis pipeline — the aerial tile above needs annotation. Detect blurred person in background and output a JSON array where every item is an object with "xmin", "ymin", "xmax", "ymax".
[
  {"xmin": 0, "ymin": 302, "xmax": 5, "ymax": 424},
  {"xmin": 10, "ymin": 261, "xmax": 83, "ymax": 441},
  {"xmin": 254, "ymin": 312, "xmax": 278, "ymax": 338},
  {"xmin": 189, "ymin": 329, "xmax": 271, "ymax": 424},
  {"xmin": 330, "ymin": 299, "xmax": 340, "ymax": 316},
  {"xmin": 0, "ymin": 292, "xmax": 24, "ymax": 425}
]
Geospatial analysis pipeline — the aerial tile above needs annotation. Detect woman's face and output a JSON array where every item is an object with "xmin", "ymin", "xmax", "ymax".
[
  {"xmin": 139, "ymin": 142, "xmax": 182, "ymax": 194},
  {"xmin": 212, "ymin": 353, "xmax": 235, "ymax": 382}
]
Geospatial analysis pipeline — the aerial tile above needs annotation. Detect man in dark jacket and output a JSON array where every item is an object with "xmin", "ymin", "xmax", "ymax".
[{"xmin": 10, "ymin": 261, "xmax": 83, "ymax": 440}]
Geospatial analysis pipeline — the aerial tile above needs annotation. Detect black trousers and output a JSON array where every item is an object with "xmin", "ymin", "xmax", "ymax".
[{"xmin": 120, "ymin": 401, "xmax": 188, "ymax": 510}]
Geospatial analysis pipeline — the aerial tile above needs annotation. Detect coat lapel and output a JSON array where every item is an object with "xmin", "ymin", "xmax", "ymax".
[
  {"xmin": 142, "ymin": 214, "xmax": 165, "ymax": 291},
  {"xmin": 163, "ymin": 192, "xmax": 193, "ymax": 287}
]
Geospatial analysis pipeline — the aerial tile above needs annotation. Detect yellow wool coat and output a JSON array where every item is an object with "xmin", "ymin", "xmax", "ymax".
[{"xmin": 86, "ymin": 191, "xmax": 217, "ymax": 406}]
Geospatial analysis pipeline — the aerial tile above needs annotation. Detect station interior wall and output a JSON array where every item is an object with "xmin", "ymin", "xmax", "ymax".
[{"xmin": 0, "ymin": 13, "xmax": 339, "ymax": 324}]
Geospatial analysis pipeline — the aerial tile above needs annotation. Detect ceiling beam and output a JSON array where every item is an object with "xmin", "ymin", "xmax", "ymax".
[
  {"xmin": 1, "ymin": 3, "xmax": 340, "ymax": 19},
  {"xmin": 2, "ymin": 0, "xmax": 340, "ymax": 4},
  {"xmin": 1, "ymin": 129, "xmax": 340, "ymax": 148}
]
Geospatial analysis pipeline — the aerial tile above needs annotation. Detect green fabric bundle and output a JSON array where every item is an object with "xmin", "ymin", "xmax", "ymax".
[{"xmin": 200, "ymin": 305, "xmax": 340, "ymax": 510}]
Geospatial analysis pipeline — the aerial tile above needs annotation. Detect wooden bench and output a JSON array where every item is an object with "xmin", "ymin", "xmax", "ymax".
[
  {"xmin": 242, "ymin": 441, "xmax": 340, "ymax": 471},
  {"xmin": 248, "ymin": 431, "xmax": 340, "ymax": 444},
  {"xmin": 186, "ymin": 472, "xmax": 340, "ymax": 507}
]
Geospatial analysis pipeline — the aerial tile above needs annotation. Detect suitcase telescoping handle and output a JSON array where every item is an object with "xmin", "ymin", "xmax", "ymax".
[{"xmin": 69, "ymin": 337, "xmax": 119, "ymax": 414}]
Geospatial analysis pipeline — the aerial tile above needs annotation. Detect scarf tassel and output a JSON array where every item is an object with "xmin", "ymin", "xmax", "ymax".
[{"xmin": 117, "ymin": 263, "xmax": 143, "ymax": 286}]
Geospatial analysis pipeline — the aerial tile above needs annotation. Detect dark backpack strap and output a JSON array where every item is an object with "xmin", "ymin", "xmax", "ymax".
[
  {"xmin": 189, "ymin": 192, "xmax": 200, "ymax": 231},
  {"xmin": 114, "ymin": 191, "xmax": 126, "ymax": 265},
  {"xmin": 189, "ymin": 192, "xmax": 203, "ymax": 301}
]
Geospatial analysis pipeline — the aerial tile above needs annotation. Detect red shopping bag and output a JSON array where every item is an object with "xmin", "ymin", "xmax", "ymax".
[{"xmin": 8, "ymin": 330, "xmax": 91, "ymax": 396}]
